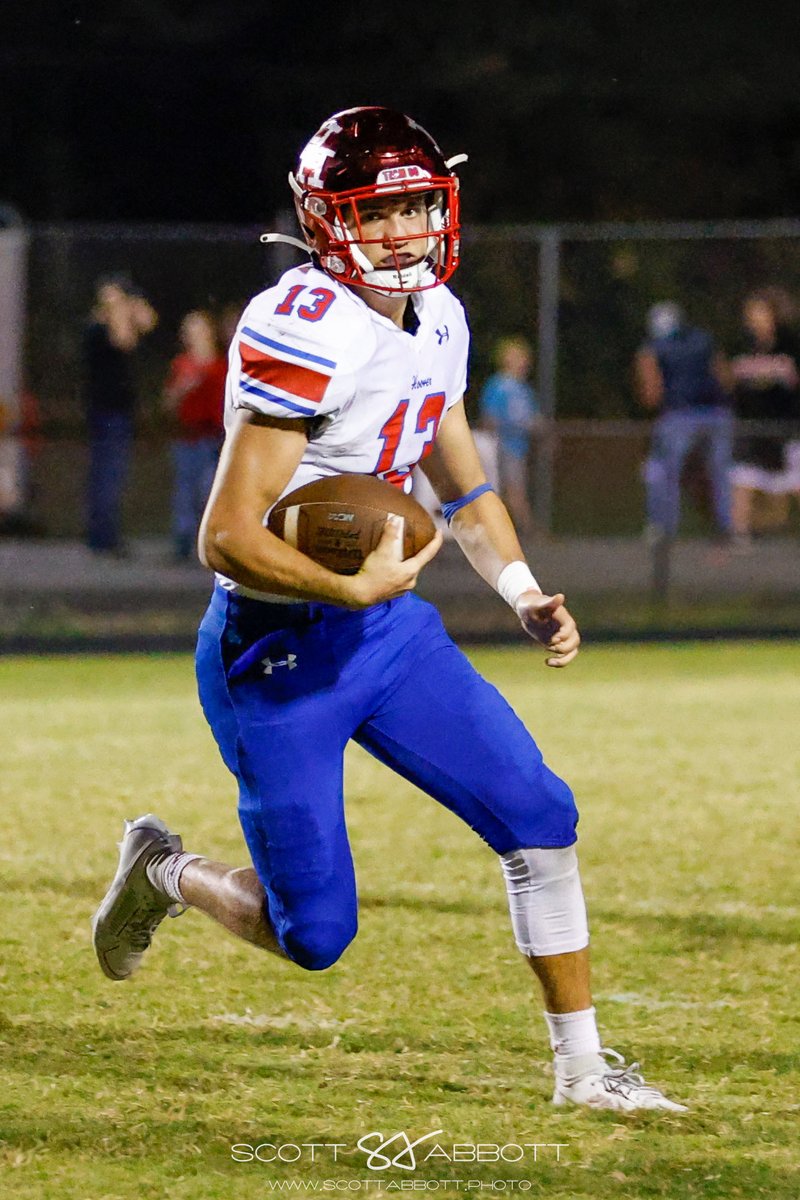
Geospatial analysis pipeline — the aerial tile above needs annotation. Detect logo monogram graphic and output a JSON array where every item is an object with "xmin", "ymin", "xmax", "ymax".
[
  {"xmin": 356, "ymin": 1129, "xmax": 444, "ymax": 1171},
  {"xmin": 435, "ymin": 325, "xmax": 449, "ymax": 344},
  {"xmin": 261, "ymin": 653, "xmax": 298, "ymax": 675},
  {"xmin": 298, "ymin": 119, "xmax": 342, "ymax": 189}
]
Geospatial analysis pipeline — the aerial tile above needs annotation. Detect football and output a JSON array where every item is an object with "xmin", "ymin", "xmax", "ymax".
[{"xmin": 267, "ymin": 474, "xmax": 437, "ymax": 575}]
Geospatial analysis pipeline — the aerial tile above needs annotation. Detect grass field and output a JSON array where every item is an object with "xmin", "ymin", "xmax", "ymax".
[{"xmin": 1, "ymin": 642, "xmax": 799, "ymax": 1199}]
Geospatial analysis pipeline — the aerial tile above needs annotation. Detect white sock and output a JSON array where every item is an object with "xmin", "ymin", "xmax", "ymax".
[
  {"xmin": 146, "ymin": 851, "xmax": 201, "ymax": 905},
  {"xmin": 544, "ymin": 1007, "xmax": 603, "ymax": 1077}
]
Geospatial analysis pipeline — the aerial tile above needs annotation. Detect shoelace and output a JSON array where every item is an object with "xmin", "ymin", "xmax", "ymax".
[
  {"xmin": 597, "ymin": 1048, "xmax": 663, "ymax": 1096},
  {"xmin": 126, "ymin": 901, "xmax": 186, "ymax": 952},
  {"xmin": 600, "ymin": 1047, "xmax": 642, "ymax": 1078}
]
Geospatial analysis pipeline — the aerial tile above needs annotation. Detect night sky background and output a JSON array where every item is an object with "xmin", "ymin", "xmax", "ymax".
[{"xmin": 4, "ymin": 1, "xmax": 800, "ymax": 226}]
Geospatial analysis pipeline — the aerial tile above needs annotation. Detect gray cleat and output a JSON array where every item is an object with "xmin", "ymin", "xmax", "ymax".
[{"xmin": 91, "ymin": 814, "xmax": 184, "ymax": 981}]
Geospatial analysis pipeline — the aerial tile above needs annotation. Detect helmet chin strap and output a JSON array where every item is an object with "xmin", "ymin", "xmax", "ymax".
[
  {"xmin": 260, "ymin": 229, "xmax": 434, "ymax": 293},
  {"xmin": 259, "ymin": 232, "xmax": 313, "ymax": 254},
  {"xmin": 358, "ymin": 260, "xmax": 437, "ymax": 295}
]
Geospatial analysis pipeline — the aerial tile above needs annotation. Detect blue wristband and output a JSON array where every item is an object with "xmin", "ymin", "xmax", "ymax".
[{"xmin": 441, "ymin": 482, "xmax": 495, "ymax": 524}]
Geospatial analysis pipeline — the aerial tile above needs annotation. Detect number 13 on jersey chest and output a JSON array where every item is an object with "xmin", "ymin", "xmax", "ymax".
[
  {"xmin": 308, "ymin": 383, "xmax": 448, "ymax": 492},
  {"xmin": 371, "ymin": 388, "xmax": 446, "ymax": 488}
]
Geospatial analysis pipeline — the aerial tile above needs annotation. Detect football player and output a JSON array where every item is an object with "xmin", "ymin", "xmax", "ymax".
[{"xmin": 92, "ymin": 107, "xmax": 685, "ymax": 1112}]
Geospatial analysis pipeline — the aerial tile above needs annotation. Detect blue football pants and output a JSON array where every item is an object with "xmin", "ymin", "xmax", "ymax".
[{"xmin": 196, "ymin": 585, "xmax": 578, "ymax": 970}]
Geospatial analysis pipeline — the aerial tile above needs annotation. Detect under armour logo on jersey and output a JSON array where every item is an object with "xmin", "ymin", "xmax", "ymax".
[
  {"xmin": 262, "ymin": 653, "xmax": 298, "ymax": 675},
  {"xmin": 435, "ymin": 325, "xmax": 449, "ymax": 344}
]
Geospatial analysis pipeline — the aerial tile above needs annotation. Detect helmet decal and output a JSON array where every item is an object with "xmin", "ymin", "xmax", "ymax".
[{"xmin": 297, "ymin": 119, "xmax": 342, "ymax": 190}]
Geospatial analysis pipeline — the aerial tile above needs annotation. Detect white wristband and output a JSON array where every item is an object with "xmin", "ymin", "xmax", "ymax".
[{"xmin": 496, "ymin": 561, "xmax": 541, "ymax": 610}]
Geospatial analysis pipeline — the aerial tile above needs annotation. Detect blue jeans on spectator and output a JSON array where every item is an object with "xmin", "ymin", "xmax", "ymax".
[
  {"xmin": 171, "ymin": 437, "xmax": 221, "ymax": 559},
  {"xmin": 645, "ymin": 407, "xmax": 733, "ymax": 538},
  {"xmin": 86, "ymin": 411, "xmax": 133, "ymax": 551}
]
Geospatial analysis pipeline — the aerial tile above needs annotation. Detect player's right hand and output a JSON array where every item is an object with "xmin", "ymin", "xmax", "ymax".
[{"xmin": 346, "ymin": 515, "xmax": 443, "ymax": 608}]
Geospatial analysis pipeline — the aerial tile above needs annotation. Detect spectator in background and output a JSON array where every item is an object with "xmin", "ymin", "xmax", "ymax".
[
  {"xmin": 479, "ymin": 335, "xmax": 540, "ymax": 535},
  {"xmin": 635, "ymin": 302, "xmax": 733, "ymax": 544},
  {"xmin": 82, "ymin": 276, "xmax": 158, "ymax": 556},
  {"xmin": 730, "ymin": 288, "xmax": 800, "ymax": 543},
  {"xmin": 0, "ymin": 391, "xmax": 41, "ymax": 535},
  {"xmin": 219, "ymin": 300, "xmax": 245, "ymax": 350},
  {"xmin": 0, "ymin": 396, "xmax": 21, "ymax": 530},
  {"xmin": 162, "ymin": 310, "xmax": 226, "ymax": 561}
]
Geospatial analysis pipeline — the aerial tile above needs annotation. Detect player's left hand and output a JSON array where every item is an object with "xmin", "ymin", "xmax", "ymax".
[{"xmin": 516, "ymin": 590, "xmax": 580, "ymax": 668}]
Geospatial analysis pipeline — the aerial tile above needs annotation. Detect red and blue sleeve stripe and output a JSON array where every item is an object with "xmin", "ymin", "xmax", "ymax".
[
  {"xmin": 241, "ymin": 326, "xmax": 337, "ymax": 370},
  {"xmin": 239, "ymin": 341, "xmax": 332, "ymax": 405},
  {"xmin": 238, "ymin": 378, "xmax": 318, "ymax": 418}
]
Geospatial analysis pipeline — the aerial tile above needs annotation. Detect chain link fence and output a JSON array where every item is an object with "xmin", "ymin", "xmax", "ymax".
[{"xmin": 8, "ymin": 219, "xmax": 800, "ymax": 548}]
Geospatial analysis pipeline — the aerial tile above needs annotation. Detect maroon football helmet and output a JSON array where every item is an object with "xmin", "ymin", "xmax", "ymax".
[{"xmin": 288, "ymin": 107, "xmax": 465, "ymax": 295}]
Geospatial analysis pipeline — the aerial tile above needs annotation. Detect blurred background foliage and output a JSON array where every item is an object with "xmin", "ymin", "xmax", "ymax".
[{"xmin": 3, "ymin": 1, "xmax": 800, "ymax": 224}]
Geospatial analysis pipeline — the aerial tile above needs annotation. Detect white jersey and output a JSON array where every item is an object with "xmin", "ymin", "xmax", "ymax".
[{"xmin": 218, "ymin": 263, "xmax": 469, "ymax": 596}]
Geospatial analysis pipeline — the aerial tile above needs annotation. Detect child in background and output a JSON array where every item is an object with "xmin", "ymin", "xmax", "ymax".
[{"xmin": 479, "ymin": 336, "xmax": 540, "ymax": 535}]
